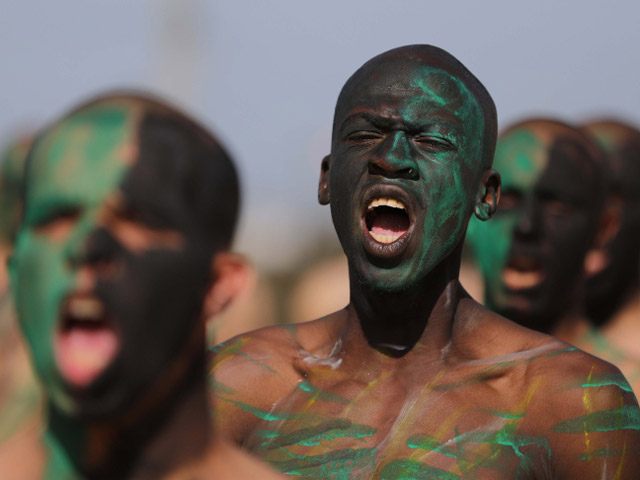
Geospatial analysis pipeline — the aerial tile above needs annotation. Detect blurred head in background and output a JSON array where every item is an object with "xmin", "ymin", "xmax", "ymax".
[
  {"xmin": 581, "ymin": 119, "xmax": 640, "ymax": 326},
  {"xmin": 467, "ymin": 118, "xmax": 610, "ymax": 335}
]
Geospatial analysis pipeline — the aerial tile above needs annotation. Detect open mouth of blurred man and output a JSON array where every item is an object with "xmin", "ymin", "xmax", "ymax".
[
  {"xmin": 501, "ymin": 253, "xmax": 546, "ymax": 291},
  {"xmin": 55, "ymin": 293, "xmax": 120, "ymax": 388}
]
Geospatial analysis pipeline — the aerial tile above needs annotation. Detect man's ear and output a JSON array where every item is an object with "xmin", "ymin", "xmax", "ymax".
[
  {"xmin": 318, "ymin": 155, "xmax": 331, "ymax": 205},
  {"xmin": 203, "ymin": 252, "xmax": 251, "ymax": 318},
  {"xmin": 474, "ymin": 169, "xmax": 501, "ymax": 221},
  {"xmin": 584, "ymin": 199, "xmax": 622, "ymax": 277}
]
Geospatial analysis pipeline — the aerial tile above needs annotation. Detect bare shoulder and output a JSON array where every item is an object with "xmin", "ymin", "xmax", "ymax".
[
  {"xmin": 209, "ymin": 312, "xmax": 347, "ymax": 443},
  {"xmin": 455, "ymin": 297, "xmax": 573, "ymax": 361},
  {"xmin": 0, "ymin": 424, "xmax": 44, "ymax": 479}
]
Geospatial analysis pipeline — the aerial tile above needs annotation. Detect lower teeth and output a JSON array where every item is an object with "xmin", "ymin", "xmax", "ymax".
[{"xmin": 371, "ymin": 232, "xmax": 401, "ymax": 244}]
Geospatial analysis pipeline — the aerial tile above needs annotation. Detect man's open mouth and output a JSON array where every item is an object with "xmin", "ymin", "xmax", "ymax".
[
  {"xmin": 55, "ymin": 295, "xmax": 119, "ymax": 388},
  {"xmin": 365, "ymin": 197, "xmax": 411, "ymax": 244},
  {"xmin": 501, "ymin": 254, "xmax": 545, "ymax": 291}
]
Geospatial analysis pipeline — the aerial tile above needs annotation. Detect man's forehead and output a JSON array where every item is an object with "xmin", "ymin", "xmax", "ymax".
[
  {"xmin": 341, "ymin": 62, "xmax": 477, "ymax": 111},
  {"xmin": 497, "ymin": 124, "xmax": 598, "ymax": 189},
  {"xmin": 26, "ymin": 101, "xmax": 143, "ymax": 207}
]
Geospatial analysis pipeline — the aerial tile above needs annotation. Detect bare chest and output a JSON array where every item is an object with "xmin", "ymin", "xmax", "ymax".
[{"xmin": 244, "ymin": 368, "xmax": 551, "ymax": 479}]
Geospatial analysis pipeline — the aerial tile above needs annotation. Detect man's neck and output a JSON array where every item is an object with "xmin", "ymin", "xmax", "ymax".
[
  {"xmin": 43, "ymin": 375, "xmax": 214, "ymax": 479},
  {"xmin": 344, "ymin": 246, "xmax": 463, "ymax": 359}
]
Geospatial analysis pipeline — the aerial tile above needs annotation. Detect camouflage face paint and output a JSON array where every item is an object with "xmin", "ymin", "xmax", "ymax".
[
  {"xmin": 328, "ymin": 61, "xmax": 485, "ymax": 292},
  {"xmin": 467, "ymin": 121, "xmax": 603, "ymax": 332},
  {"xmin": 10, "ymin": 99, "xmax": 215, "ymax": 419}
]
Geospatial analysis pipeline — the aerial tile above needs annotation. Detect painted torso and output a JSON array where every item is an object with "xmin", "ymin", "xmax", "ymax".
[{"xmin": 212, "ymin": 304, "xmax": 640, "ymax": 479}]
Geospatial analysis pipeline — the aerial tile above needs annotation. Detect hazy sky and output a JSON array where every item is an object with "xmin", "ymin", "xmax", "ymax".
[{"xmin": 2, "ymin": 0, "xmax": 638, "ymax": 270}]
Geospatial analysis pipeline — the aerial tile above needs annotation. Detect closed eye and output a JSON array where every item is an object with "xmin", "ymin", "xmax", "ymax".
[
  {"xmin": 344, "ymin": 130, "xmax": 384, "ymax": 143},
  {"xmin": 33, "ymin": 207, "xmax": 81, "ymax": 241},
  {"xmin": 413, "ymin": 134, "xmax": 454, "ymax": 151}
]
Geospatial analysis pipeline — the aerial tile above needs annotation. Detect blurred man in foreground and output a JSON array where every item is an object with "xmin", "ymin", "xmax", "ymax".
[
  {"xmin": 212, "ymin": 46, "xmax": 640, "ymax": 478},
  {"xmin": 0, "ymin": 93, "xmax": 283, "ymax": 479}
]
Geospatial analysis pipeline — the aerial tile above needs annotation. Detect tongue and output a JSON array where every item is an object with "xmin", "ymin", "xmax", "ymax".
[
  {"xmin": 370, "ymin": 210, "xmax": 409, "ymax": 236},
  {"xmin": 55, "ymin": 327, "xmax": 118, "ymax": 387}
]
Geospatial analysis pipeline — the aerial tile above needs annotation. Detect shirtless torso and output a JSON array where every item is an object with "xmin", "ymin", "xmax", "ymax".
[{"xmin": 213, "ymin": 287, "xmax": 639, "ymax": 479}]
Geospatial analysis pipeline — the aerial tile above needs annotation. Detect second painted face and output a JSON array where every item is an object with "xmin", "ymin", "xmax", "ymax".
[
  {"xmin": 467, "ymin": 122, "xmax": 603, "ymax": 331},
  {"xmin": 10, "ymin": 99, "xmax": 216, "ymax": 418},
  {"xmin": 325, "ymin": 58, "xmax": 487, "ymax": 292}
]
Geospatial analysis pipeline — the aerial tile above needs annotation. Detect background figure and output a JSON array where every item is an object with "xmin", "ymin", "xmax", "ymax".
[
  {"xmin": 466, "ymin": 118, "xmax": 613, "ymax": 340},
  {"xmin": 573, "ymin": 119, "xmax": 640, "ymax": 393},
  {"xmin": 0, "ymin": 93, "xmax": 283, "ymax": 479},
  {"xmin": 0, "ymin": 135, "xmax": 41, "ymax": 443}
]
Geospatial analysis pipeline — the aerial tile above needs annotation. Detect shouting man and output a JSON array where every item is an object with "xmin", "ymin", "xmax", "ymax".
[
  {"xmin": 212, "ymin": 46, "xmax": 640, "ymax": 478},
  {"xmin": 0, "ymin": 93, "xmax": 283, "ymax": 479}
]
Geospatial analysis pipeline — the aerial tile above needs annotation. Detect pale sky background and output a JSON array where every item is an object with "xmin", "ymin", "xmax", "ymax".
[{"xmin": 2, "ymin": 0, "xmax": 638, "ymax": 271}]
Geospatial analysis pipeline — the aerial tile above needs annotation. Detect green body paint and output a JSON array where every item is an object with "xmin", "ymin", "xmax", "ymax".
[
  {"xmin": 379, "ymin": 459, "xmax": 459, "ymax": 480},
  {"xmin": 552, "ymin": 406, "xmax": 640, "ymax": 433}
]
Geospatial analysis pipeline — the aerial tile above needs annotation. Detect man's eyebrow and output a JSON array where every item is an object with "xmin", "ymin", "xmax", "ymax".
[{"xmin": 340, "ymin": 112, "xmax": 463, "ymax": 137}]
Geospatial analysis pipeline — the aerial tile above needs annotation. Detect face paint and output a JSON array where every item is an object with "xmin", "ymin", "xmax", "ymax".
[
  {"xmin": 328, "ymin": 61, "xmax": 485, "ymax": 292},
  {"xmin": 11, "ymin": 100, "xmax": 214, "ymax": 418},
  {"xmin": 467, "ymin": 123, "xmax": 602, "ymax": 332}
]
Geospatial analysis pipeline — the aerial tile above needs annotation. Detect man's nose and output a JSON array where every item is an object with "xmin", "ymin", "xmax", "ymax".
[
  {"xmin": 65, "ymin": 221, "xmax": 121, "ymax": 273},
  {"xmin": 513, "ymin": 199, "xmax": 540, "ymax": 240},
  {"xmin": 368, "ymin": 131, "xmax": 419, "ymax": 180}
]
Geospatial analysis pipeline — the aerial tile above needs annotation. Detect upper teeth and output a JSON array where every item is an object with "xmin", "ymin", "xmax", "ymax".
[
  {"xmin": 368, "ymin": 198, "xmax": 405, "ymax": 211},
  {"xmin": 68, "ymin": 298, "xmax": 104, "ymax": 321}
]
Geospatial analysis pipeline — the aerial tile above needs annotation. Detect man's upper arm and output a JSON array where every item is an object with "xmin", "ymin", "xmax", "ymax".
[{"xmin": 544, "ymin": 356, "xmax": 640, "ymax": 478}]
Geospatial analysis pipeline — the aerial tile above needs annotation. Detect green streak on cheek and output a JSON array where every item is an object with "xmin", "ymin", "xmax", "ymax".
[
  {"xmin": 552, "ymin": 405, "xmax": 640, "ymax": 433},
  {"xmin": 379, "ymin": 459, "xmax": 460, "ymax": 480},
  {"xmin": 11, "ymin": 233, "xmax": 74, "ymax": 406},
  {"xmin": 221, "ymin": 399, "xmax": 316, "ymax": 422}
]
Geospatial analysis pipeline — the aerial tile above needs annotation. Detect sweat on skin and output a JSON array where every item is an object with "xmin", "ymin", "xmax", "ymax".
[
  {"xmin": 0, "ymin": 93, "xmax": 284, "ymax": 479},
  {"xmin": 211, "ymin": 45, "xmax": 640, "ymax": 479}
]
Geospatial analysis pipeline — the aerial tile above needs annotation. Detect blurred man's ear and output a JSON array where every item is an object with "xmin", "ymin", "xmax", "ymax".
[
  {"xmin": 204, "ymin": 252, "xmax": 251, "ymax": 318},
  {"xmin": 474, "ymin": 169, "xmax": 501, "ymax": 221},
  {"xmin": 584, "ymin": 199, "xmax": 622, "ymax": 277},
  {"xmin": 318, "ymin": 155, "xmax": 331, "ymax": 205}
]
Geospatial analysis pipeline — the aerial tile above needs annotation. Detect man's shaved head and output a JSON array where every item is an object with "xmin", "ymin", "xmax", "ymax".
[
  {"xmin": 25, "ymin": 93, "xmax": 239, "ymax": 252},
  {"xmin": 333, "ymin": 45, "xmax": 498, "ymax": 169}
]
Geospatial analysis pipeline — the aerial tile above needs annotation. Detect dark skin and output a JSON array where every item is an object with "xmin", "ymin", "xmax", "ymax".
[
  {"xmin": 573, "ymin": 120, "xmax": 640, "ymax": 396},
  {"xmin": 0, "ymin": 94, "xmax": 283, "ymax": 479},
  {"xmin": 211, "ymin": 46, "xmax": 640, "ymax": 478},
  {"xmin": 467, "ymin": 119, "xmax": 609, "ymax": 338}
]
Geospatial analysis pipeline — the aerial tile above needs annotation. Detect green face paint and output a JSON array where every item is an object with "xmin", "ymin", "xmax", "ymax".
[
  {"xmin": 466, "ymin": 121, "xmax": 604, "ymax": 332},
  {"xmin": 10, "ymin": 103, "xmax": 132, "ymax": 414},
  {"xmin": 329, "ymin": 62, "xmax": 485, "ymax": 292},
  {"xmin": 467, "ymin": 128, "xmax": 546, "ymax": 313}
]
